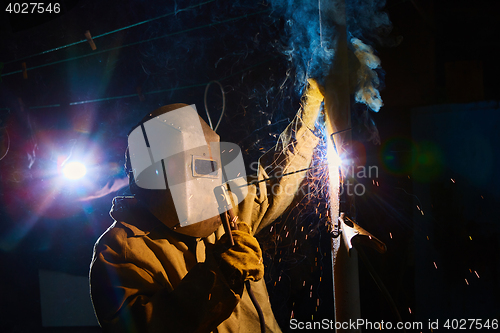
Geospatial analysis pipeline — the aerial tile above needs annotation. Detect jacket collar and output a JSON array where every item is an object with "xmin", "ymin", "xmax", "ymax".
[{"xmin": 110, "ymin": 196, "xmax": 158, "ymax": 236}]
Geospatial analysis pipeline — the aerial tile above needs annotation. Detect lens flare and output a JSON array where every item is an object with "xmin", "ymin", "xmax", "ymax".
[{"xmin": 63, "ymin": 161, "xmax": 87, "ymax": 180}]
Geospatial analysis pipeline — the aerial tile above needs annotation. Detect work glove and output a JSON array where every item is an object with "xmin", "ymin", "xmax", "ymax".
[{"xmin": 211, "ymin": 222, "xmax": 264, "ymax": 287}]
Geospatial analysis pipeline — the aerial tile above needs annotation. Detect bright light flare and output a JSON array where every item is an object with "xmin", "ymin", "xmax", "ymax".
[
  {"xmin": 63, "ymin": 161, "xmax": 87, "ymax": 180},
  {"xmin": 326, "ymin": 137, "xmax": 342, "ymax": 171}
]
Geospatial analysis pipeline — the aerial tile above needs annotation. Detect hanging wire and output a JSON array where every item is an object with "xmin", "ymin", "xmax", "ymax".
[
  {"xmin": 2, "ymin": 0, "xmax": 216, "ymax": 65},
  {"xmin": 318, "ymin": 0, "xmax": 323, "ymax": 48},
  {"xmin": 204, "ymin": 81, "xmax": 226, "ymax": 132},
  {"xmin": 356, "ymin": 247, "xmax": 406, "ymax": 332},
  {"xmin": 1, "ymin": 9, "xmax": 271, "ymax": 78},
  {"xmin": 29, "ymin": 104, "xmax": 61, "ymax": 109},
  {"xmin": 3, "ymin": 57, "xmax": 275, "ymax": 110}
]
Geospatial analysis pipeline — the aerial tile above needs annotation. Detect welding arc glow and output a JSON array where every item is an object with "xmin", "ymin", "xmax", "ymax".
[
  {"xmin": 63, "ymin": 162, "xmax": 87, "ymax": 180},
  {"xmin": 326, "ymin": 137, "xmax": 342, "ymax": 169}
]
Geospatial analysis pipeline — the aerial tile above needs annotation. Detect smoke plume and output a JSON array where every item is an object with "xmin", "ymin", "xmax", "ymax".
[{"xmin": 269, "ymin": 0, "xmax": 390, "ymax": 112}]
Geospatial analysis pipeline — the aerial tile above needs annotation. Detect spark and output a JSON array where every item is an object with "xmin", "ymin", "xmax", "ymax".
[
  {"xmin": 465, "ymin": 279, "xmax": 469, "ymax": 285},
  {"xmin": 451, "ymin": 178, "xmax": 455, "ymax": 183},
  {"xmin": 389, "ymin": 232, "xmax": 392, "ymax": 239},
  {"xmin": 433, "ymin": 262, "xmax": 437, "ymax": 269},
  {"xmin": 475, "ymin": 271, "xmax": 480, "ymax": 278}
]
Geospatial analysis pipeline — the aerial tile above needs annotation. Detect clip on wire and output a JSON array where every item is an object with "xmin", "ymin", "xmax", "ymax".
[
  {"xmin": 22, "ymin": 62, "xmax": 27, "ymax": 79},
  {"xmin": 84, "ymin": 30, "xmax": 97, "ymax": 51}
]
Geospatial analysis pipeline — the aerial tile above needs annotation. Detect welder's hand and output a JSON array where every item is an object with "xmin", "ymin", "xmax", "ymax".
[{"xmin": 212, "ymin": 222, "xmax": 264, "ymax": 286}]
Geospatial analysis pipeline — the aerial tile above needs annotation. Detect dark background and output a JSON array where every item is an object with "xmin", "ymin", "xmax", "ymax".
[{"xmin": 0, "ymin": 0, "xmax": 499, "ymax": 332}]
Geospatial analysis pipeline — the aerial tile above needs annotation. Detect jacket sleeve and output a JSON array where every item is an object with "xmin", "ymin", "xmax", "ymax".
[
  {"xmin": 235, "ymin": 94, "xmax": 322, "ymax": 235},
  {"xmin": 90, "ymin": 226, "xmax": 240, "ymax": 333}
]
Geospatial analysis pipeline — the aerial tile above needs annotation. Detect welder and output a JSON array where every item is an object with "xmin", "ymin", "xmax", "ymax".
[{"xmin": 89, "ymin": 81, "xmax": 323, "ymax": 333}]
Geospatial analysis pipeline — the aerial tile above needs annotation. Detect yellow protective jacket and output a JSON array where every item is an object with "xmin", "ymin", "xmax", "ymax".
[{"xmin": 90, "ymin": 113, "xmax": 320, "ymax": 333}]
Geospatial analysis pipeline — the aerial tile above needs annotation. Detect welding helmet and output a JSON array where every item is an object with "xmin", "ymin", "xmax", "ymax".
[{"xmin": 127, "ymin": 104, "xmax": 247, "ymax": 238}]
